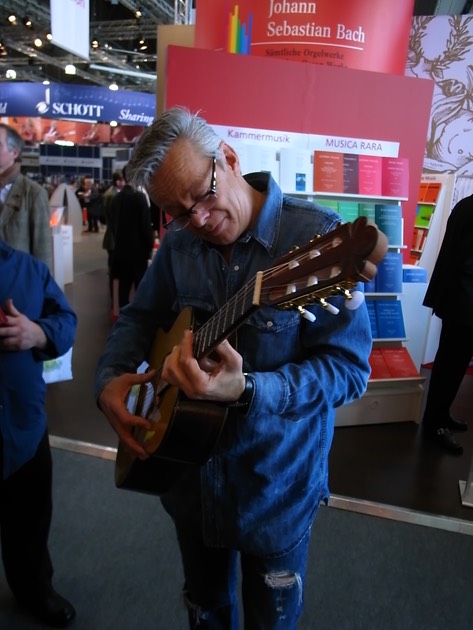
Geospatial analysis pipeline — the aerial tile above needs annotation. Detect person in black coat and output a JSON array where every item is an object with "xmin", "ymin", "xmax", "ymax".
[
  {"xmin": 110, "ymin": 166, "xmax": 154, "ymax": 308},
  {"xmin": 421, "ymin": 193, "xmax": 473, "ymax": 455}
]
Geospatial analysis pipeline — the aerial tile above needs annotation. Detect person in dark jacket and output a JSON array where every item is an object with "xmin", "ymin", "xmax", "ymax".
[
  {"xmin": 422, "ymin": 193, "xmax": 473, "ymax": 455},
  {"xmin": 0, "ymin": 239, "xmax": 77, "ymax": 627},
  {"xmin": 109, "ymin": 165, "xmax": 154, "ymax": 308}
]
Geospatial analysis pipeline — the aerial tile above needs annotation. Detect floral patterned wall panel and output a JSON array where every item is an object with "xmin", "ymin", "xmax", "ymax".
[{"xmin": 407, "ymin": 15, "xmax": 473, "ymax": 204}]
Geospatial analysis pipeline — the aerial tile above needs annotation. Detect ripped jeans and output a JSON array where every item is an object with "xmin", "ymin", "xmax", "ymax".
[{"xmin": 173, "ymin": 521, "xmax": 312, "ymax": 629}]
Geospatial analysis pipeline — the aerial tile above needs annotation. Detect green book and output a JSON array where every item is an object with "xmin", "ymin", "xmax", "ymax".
[
  {"xmin": 414, "ymin": 203, "xmax": 434, "ymax": 228},
  {"xmin": 338, "ymin": 201, "xmax": 359, "ymax": 222},
  {"xmin": 359, "ymin": 202, "xmax": 376, "ymax": 221},
  {"xmin": 318, "ymin": 199, "xmax": 339, "ymax": 213}
]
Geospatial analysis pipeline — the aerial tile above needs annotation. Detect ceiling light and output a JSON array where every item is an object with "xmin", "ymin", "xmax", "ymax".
[
  {"xmin": 6, "ymin": 69, "xmax": 17, "ymax": 79},
  {"xmin": 109, "ymin": 80, "xmax": 119, "ymax": 91},
  {"xmin": 135, "ymin": 9, "xmax": 142, "ymax": 19},
  {"xmin": 46, "ymin": 33, "xmax": 52, "ymax": 41},
  {"xmin": 65, "ymin": 63, "xmax": 76, "ymax": 75},
  {"xmin": 110, "ymin": 120, "xmax": 118, "ymax": 127},
  {"xmin": 34, "ymin": 38, "xmax": 43, "ymax": 47},
  {"xmin": 0, "ymin": 42, "xmax": 7, "ymax": 56},
  {"xmin": 22, "ymin": 16, "xmax": 33, "ymax": 28},
  {"xmin": 137, "ymin": 35, "xmax": 147, "ymax": 51},
  {"xmin": 8, "ymin": 14, "xmax": 17, "ymax": 24},
  {"xmin": 43, "ymin": 79, "xmax": 50, "ymax": 85},
  {"xmin": 91, "ymin": 36, "xmax": 100, "ymax": 49}
]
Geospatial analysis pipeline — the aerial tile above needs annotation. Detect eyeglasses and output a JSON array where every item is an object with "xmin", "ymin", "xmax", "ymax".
[{"xmin": 163, "ymin": 156, "xmax": 217, "ymax": 232}]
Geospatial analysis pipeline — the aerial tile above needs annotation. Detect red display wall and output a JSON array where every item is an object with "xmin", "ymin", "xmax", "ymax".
[{"xmin": 165, "ymin": 45, "xmax": 434, "ymax": 260}]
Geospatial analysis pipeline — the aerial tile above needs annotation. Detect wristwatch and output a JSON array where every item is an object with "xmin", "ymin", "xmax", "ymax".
[{"xmin": 231, "ymin": 373, "xmax": 255, "ymax": 413}]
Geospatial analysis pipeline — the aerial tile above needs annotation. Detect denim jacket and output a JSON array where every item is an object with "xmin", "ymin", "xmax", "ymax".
[{"xmin": 95, "ymin": 173, "xmax": 372, "ymax": 555}]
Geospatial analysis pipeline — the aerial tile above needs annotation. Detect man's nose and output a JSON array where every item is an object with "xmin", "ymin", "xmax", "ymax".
[{"xmin": 188, "ymin": 206, "xmax": 210, "ymax": 228}]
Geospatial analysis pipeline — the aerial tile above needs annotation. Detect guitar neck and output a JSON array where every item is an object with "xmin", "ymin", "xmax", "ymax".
[
  {"xmin": 191, "ymin": 216, "xmax": 388, "ymax": 360},
  {"xmin": 193, "ymin": 272, "xmax": 263, "ymax": 360}
]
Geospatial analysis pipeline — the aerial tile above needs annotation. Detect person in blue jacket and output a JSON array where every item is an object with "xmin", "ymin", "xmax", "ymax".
[
  {"xmin": 0, "ymin": 239, "xmax": 77, "ymax": 628},
  {"xmin": 95, "ymin": 107, "xmax": 373, "ymax": 629}
]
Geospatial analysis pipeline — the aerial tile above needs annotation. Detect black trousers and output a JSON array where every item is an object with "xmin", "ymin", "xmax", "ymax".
[
  {"xmin": 113, "ymin": 257, "xmax": 149, "ymax": 308},
  {"xmin": 422, "ymin": 318, "xmax": 473, "ymax": 431},
  {"xmin": 0, "ymin": 430, "xmax": 54, "ymax": 601}
]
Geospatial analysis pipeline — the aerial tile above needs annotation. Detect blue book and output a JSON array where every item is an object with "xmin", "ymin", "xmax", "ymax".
[
  {"xmin": 402, "ymin": 265, "xmax": 428, "ymax": 283},
  {"xmin": 375, "ymin": 204, "xmax": 403, "ymax": 246},
  {"xmin": 364, "ymin": 276, "xmax": 377, "ymax": 293},
  {"xmin": 366, "ymin": 300, "xmax": 379, "ymax": 338},
  {"xmin": 375, "ymin": 300, "xmax": 406, "ymax": 339},
  {"xmin": 376, "ymin": 252, "xmax": 403, "ymax": 293}
]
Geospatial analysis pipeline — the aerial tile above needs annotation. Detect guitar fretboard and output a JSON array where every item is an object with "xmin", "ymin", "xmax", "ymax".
[{"xmin": 193, "ymin": 273, "xmax": 263, "ymax": 360}]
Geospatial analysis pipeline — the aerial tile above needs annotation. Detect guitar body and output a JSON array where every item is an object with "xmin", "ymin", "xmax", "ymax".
[{"xmin": 115, "ymin": 307, "xmax": 228, "ymax": 495}]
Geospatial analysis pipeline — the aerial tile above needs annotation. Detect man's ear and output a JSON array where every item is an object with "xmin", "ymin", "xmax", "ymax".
[{"xmin": 221, "ymin": 142, "xmax": 241, "ymax": 175}]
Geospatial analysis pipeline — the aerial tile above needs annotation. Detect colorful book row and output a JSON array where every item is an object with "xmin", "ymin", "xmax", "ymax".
[
  {"xmin": 276, "ymin": 149, "xmax": 409, "ymax": 198},
  {"xmin": 318, "ymin": 200, "xmax": 403, "ymax": 246}
]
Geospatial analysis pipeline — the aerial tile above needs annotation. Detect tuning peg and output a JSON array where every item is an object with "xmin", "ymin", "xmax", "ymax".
[
  {"xmin": 345, "ymin": 290, "xmax": 365, "ymax": 311},
  {"xmin": 318, "ymin": 299, "xmax": 340, "ymax": 315},
  {"xmin": 298, "ymin": 306, "xmax": 316, "ymax": 322}
]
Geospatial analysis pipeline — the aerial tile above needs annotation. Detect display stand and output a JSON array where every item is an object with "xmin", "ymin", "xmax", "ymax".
[
  {"xmin": 49, "ymin": 183, "xmax": 84, "ymax": 243},
  {"xmin": 459, "ymin": 453, "xmax": 473, "ymax": 508}
]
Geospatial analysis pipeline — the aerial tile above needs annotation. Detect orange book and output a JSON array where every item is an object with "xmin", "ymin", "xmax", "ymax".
[
  {"xmin": 380, "ymin": 347, "xmax": 419, "ymax": 378},
  {"xmin": 418, "ymin": 182, "xmax": 429, "ymax": 202},
  {"xmin": 313, "ymin": 151, "xmax": 344, "ymax": 193},
  {"xmin": 368, "ymin": 349, "xmax": 392, "ymax": 379},
  {"xmin": 423, "ymin": 182, "xmax": 442, "ymax": 204}
]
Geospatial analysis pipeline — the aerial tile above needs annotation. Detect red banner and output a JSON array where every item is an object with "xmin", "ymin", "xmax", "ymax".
[{"xmin": 195, "ymin": 0, "xmax": 415, "ymax": 75}]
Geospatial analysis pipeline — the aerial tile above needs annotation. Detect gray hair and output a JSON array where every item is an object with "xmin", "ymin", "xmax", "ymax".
[
  {"xmin": 0, "ymin": 123, "xmax": 24, "ymax": 159},
  {"xmin": 126, "ymin": 106, "xmax": 222, "ymax": 192}
]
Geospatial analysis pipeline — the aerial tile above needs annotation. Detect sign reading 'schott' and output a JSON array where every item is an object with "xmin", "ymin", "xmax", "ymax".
[
  {"xmin": 0, "ymin": 83, "xmax": 155, "ymax": 125},
  {"xmin": 195, "ymin": 0, "xmax": 415, "ymax": 75}
]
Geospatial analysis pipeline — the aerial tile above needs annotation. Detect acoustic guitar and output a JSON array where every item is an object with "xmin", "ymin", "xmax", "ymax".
[{"xmin": 115, "ymin": 216, "xmax": 388, "ymax": 495}]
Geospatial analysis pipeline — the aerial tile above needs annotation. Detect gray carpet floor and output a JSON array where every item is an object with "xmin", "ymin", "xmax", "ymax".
[{"xmin": 1, "ymin": 447, "xmax": 472, "ymax": 629}]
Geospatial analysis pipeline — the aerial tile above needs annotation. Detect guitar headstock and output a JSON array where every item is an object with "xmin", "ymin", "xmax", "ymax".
[{"xmin": 258, "ymin": 216, "xmax": 388, "ymax": 313}]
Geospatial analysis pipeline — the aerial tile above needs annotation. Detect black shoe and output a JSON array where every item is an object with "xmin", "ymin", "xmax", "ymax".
[
  {"xmin": 446, "ymin": 417, "xmax": 468, "ymax": 432},
  {"xmin": 20, "ymin": 590, "xmax": 76, "ymax": 628},
  {"xmin": 424, "ymin": 427, "xmax": 464, "ymax": 456}
]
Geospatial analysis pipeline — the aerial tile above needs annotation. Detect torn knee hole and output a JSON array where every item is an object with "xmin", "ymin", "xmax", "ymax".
[{"xmin": 263, "ymin": 571, "xmax": 300, "ymax": 590}]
